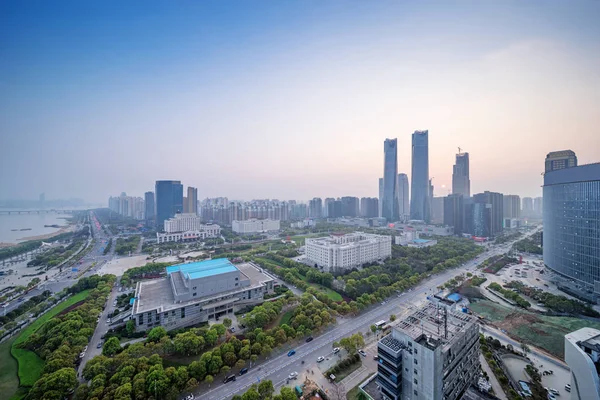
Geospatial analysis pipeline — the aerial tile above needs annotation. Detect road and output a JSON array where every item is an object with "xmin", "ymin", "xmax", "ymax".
[{"xmin": 192, "ymin": 229, "xmax": 541, "ymax": 400}]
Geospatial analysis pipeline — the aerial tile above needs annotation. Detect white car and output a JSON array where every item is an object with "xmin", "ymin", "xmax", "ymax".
[
  {"xmin": 358, "ymin": 349, "xmax": 367, "ymax": 357},
  {"xmin": 317, "ymin": 356, "xmax": 325, "ymax": 363},
  {"xmin": 288, "ymin": 371, "xmax": 298, "ymax": 379},
  {"xmin": 333, "ymin": 347, "xmax": 340, "ymax": 354},
  {"xmin": 549, "ymin": 388, "xmax": 559, "ymax": 396}
]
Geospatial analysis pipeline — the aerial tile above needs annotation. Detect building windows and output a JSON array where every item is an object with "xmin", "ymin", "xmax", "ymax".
[
  {"xmin": 414, "ymin": 369, "xmax": 418, "ymax": 375},
  {"xmin": 414, "ymin": 348, "xmax": 418, "ymax": 355},
  {"xmin": 193, "ymin": 292, "xmax": 197, "ymax": 296},
  {"xmin": 414, "ymin": 359, "xmax": 418, "ymax": 365},
  {"xmin": 193, "ymin": 286, "xmax": 197, "ymax": 290},
  {"xmin": 414, "ymin": 378, "xmax": 418, "ymax": 385},
  {"xmin": 414, "ymin": 390, "xmax": 418, "ymax": 396}
]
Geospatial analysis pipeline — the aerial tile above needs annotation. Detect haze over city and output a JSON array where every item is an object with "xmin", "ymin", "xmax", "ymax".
[{"xmin": 1, "ymin": 1, "xmax": 599, "ymax": 203}]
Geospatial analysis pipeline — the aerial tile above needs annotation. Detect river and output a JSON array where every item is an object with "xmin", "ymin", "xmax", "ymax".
[{"xmin": 0, "ymin": 210, "xmax": 75, "ymax": 245}]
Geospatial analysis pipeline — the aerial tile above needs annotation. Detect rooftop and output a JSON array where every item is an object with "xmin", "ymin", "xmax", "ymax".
[{"xmin": 166, "ymin": 258, "xmax": 238, "ymax": 280}]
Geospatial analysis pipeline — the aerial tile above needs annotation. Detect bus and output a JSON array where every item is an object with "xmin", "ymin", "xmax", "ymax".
[{"xmin": 375, "ymin": 320, "xmax": 387, "ymax": 329}]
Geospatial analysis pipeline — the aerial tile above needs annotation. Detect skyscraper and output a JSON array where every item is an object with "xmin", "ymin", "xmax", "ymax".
[
  {"xmin": 378, "ymin": 178, "xmax": 384, "ymax": 217},
  {"xmin": 360, "ymin": 197, "xmax": 379, "ymax": 218},
  {"xmin": 503, "ymin": 195, "xmax": 521, "ymax": 219},
  {"xmin": 309, "ymin": 197, "xmax": 323, "ymax": 218},
  {"xmin": 444, "ymin": 194, "xmax": 464, "ymax": 234},
  {"xmin": 534, "ymin": 196, "xmax": 543, "ymax": 216},
  {"xmin": 545, "ymin": 150, "xmax": 577, "ymax": 172},
  {"xmin": 431, "ymin": 196, "xmax": 444, "ymax": 225},
  {"xmin": 144, "ymin": 191, "xmax": 155, "ymax": 227},
  {"xmin": 410, "ymin": 130, "xmax": 430, "ymax": 222},
  {"xmin": 452, "ymin": 151, "xmax": 470, "ymax": 197},
  {"xmin": 187, "ymin": 187, "xmax": 198, "ymax": 214},
  {"xmin": 155, "ymin": 180, "xmax": 184, "ymax": 230},
  {"xmin": 323, "ymin": 197, "xmax": 335, "ymax": 218},
  {"xmin": 383, "ymin": 139, "xmax": 399, "ymax": 221},
  {"xmin": 341, "ymin": 196, "xmax": 359, "ymax": 217},
  {"xmin": 521, "ymin": 197, "xmax": 534, "ymax": 217},
  {"xmin": 473, "ymin": 191, "xmax": 504, "ymax": 237},
  {"xmin": 397, "ymin": 173, "xmax": 409, "ymax": 220}
]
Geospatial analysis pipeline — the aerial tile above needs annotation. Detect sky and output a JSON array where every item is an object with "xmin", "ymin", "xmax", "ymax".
[{"xmin": 1, "ymin": 1, "xmax": 599, "ymax": 204}]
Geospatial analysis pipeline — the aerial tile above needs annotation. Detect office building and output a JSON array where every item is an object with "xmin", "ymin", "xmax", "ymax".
[
  {"xmin": 360, "ymin": 197, "xmax": 379, "ymax": 218},
  {"xmin": 521, "ymin": 197, "xmax": 534, "ymax": 217},
  {"xmin": 543, "ymin": 162, "xmax": 600, "ymax": 301},
  {"xmin": 232, "ymin": 218, "xmax": 280, "ymax": 234},
  {"xmin": 156, "ymin": 225, "xmax": 221, "ymax": 244},
  {"xmin": 132, "ymin": 259, "xmax": 275, "ymax": 332},
  {"xmin": 376, "ymin": 302, "xmax": 480, "ymax": 400},
  {"xmin": 452, "ymin": 151, "xmax": 470, "ymax": 197},
  {"xmin": 398, "ymin": 173, "xmax": 409, "ymax": 221},
  {"xmin": 444, "ymin": 194, "xmax": 464, "ymax": 235},
  {"xmin": 410, "ymin": 130, "xmax": 430, "ymax": 222},
  {"xmin": 545, "ymin": 150, "xmax": 577, "ymax": 172},
  {"xmin": 430, "ymin": 197, "xmax": 444, "ymax": 225},
  {"xmin": 502, "ymin": 195, "xmax": 521, "ymax": 219},
  {"xmin": 565, "ymin": 328, "xmax": 600, "ymax": 400},
  {"xmin": 472, "ymin": 191, "xmax": 504, "ymax": 237},
  {"xmin": 379, "ymin": 178, "xmax": 384, "ymax": 218},
  {"xmin": 309, "ymin": 197, "xmax": 323, "ymax": 218},
  {"xmin": 187, "ymin": 187, "xmax": 198, "ymax": 215},
  {"xmin": 305, "ymin": 232, "xmax": 392, "ymax": 272},
  {"xmin": 144, "ymin": 191, "xmax": 155, "ymax": 227},
  {"xmin": 383, "ymin": 139, "xmax": 400, "ymax": 221},
  {"xmin": 163, "ymin": 213, "xmax": 212, "ymax": 233},
  {"xmin": 341, "ymin": 196, "xmax": 360, "ymax": 217},
  {"xmin": 155, "ymin": 180, "xmax": 184, "ymax": 230}
]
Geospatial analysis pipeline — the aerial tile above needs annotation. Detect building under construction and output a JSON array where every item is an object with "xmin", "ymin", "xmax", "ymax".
[{"xmin": 376, "ymin": 301, "xmax": 480, "ymax": 400}]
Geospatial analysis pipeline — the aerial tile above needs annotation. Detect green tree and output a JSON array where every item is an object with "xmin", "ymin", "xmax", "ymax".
[
  {"xmin": 242, "ymin": 388, "xmax": 261, "ymax": 400},
  {"xmin": 103, "ymin": 337, "xmax": 121, "ymax": 356},
  {"xmin": 390, "ymin": 314, "xmax": 396, "ymax": 322},
  {"xmin": 279, "ymin": 387, "xmax": 297, "ymax": 400},
  {"xmin": 258, "ymin": 380, "xmax": 275, "ymax": 398},
  {"xmin": 370, "ymin": 324, "xmax": 377, "ymax": 335},
  {"xmin": 223, "ymin": 318, "xmax": 232, "ymax": 328},
  {"xmin": 147, "ymin": 326, "xmax": 168, "ymax": 342},
  {"xmin": 204, "ymin": 375, "xmax": 214, "ymax": 386},
  {"xmin": 126, "ymin": 319, "xmax": 136, "ymax": 335}
]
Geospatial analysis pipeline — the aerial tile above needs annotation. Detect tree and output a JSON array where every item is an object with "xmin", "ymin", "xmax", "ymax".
[
  {"xmin": 279, "ymin": 387, "xmax": 297, "ymax": 400},
  {"xmin": 204, "ymin": 375, "xmax": 214, "ymax": 386},
  {"xmin": 390, "ymin": 314, "xmax": 397, "ymax": 322},
  {"xmin": 223, "ymin": 318, "xmax": 232, "ymax": 328},
  {"xmin": 147, "ymin": 326, "xmax": 167, "ymax": 342},
  {"xmin": 103, "ymin": 337, "xmax": 121, "ymax": 356},
  {"xmin": 370, "ymin": 324, "xmax": 377, "ymax": 335},
  {"xmin": 126, "ymin": 319, "xmax": 136, "ymax": 335},
  {"xmin": 258, "ymin": 380, "xmax": 274, "ymax": 399},
  {"xmin": 521, "ymin": 342, "xmax": 530, "ymax": 355},
  {"xmin": 242, "ymin": 388, "xmax": 261, "ymax": 400}
]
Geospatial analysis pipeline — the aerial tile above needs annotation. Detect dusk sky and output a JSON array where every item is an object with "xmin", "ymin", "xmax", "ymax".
[{"xmin": 1, "ymin": 1, "xmax": 599, "ymax": 204}]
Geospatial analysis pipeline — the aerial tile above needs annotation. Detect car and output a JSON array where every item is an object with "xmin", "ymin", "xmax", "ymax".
[
  {"xmin": 288, "ymin": 371, "xmax": 298, "ymax": 379},
  {"xmin": 333, "ymin": 347, "xmax": 340, "ymax": 354},
  {"xmin": 288, "ymin": 350, "xmax": 296, "ymax": 357},
  {"xmin": 223, "ymin": 375, "xmax": 236, "ymax": 384},
  {"xmin": 381, "ymin": 301, "xmax": 386, "ymax": 305},
  {"xmin": 185, "ymin": 395, "xmax": 194, "ymax": 400},
  {"xmin": 358, "ymin": 349, "xmax": 367, "ymax": 357},
  {"xmin": 306, "ymin": 336, "xmax": 313, "ymax": 343},
  {"xmin": 107, "ymin": 319, "xmax": 111, "ymax": 324},
  {"xmin": 317, "ymin": 356, "xmax": 325, "ymax": 363},
  {"xmin": 84, "ymin": 346, "xmax": 88, "ymax": 351},
  {"xmin": 229, "ymin": 327, "xmax": 235, "ymax": 333},
  {"xmin": 79, "ymin": 352, "xmax": 85, "ymax": 358},
  {"xmin": 549, "ymin": 388, "xmax": 559, "ymax": 395},
  {"xmin": 547, "ymin": 394, "xmax": 557, "ymax": 400},
  {"xmin": 565, "ymin": 384, "xmax": 571, "ymax": 392},
  {"xmin": 239, "ymin": 368, "xmax": 248, "ymax": 375}
]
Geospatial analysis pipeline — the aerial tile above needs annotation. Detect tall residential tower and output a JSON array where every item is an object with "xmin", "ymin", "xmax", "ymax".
[{"xmin": 397, "ymin": 173, "xmax": 409, "ymax": 220}]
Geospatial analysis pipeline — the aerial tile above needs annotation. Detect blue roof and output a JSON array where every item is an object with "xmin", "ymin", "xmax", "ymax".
[
  {"xmin": 413, "ymin": 239, "xmax": 430, "ymax": 243},
  {"xmin": 166, "ymin": 258, "xmax": 238, "ymax": 280},
  {"xmin": 447, "ymin": 293, "xmax": 462, "ymax": 302}
]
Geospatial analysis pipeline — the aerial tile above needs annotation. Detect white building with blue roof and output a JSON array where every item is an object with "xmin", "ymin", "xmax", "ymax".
[{"xmin": 132, "ymin": 258, "xmax": 275, "ymax": 331}]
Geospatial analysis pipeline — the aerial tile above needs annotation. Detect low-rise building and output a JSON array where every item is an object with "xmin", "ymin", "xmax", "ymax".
[
  {"xmin": 305, "ymin": 232, "xmax": 391, "ymax": 272},
  {"xmin": 164, "ymin": 213, "xmax": 206, "ymax": 233},
  {"xmin": 565, "ymin": 327, "xmax": 600, "ymax": 400},
  {"xmin": 376, "ymin": 302, "xmax": 480, "ymax": 400},
  {"xmin": 131, "ymin": 258, "xmax": 275, "ymax": 332},
  {"xmin": 156, "ymin": 223, "xmax": 221, "ymax": 244},
  {"xmin": 394, "ymin": 222, "xmax": 454, "ymax": 236},
  {"xmin": 232, "ymin": 218, "xmax": 280, "ymax": 234}
]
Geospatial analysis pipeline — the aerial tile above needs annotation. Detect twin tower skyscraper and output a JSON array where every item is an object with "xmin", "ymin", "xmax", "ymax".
[{"xmin": 381, "ymin": 131, "xmax": 430, "ymax": 223}]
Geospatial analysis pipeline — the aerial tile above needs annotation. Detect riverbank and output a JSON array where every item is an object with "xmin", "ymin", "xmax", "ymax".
[
  {"xmin": 17, "ymin": 225, "xmax": 75, "ymax": 242},
  {"xmin": 0, "ymin": 243, "xmax": 16, "ymax": 249}
]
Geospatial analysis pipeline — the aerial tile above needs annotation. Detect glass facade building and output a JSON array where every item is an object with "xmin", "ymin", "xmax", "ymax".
[
  {"xmin": 543, "ymin": 163, "xmax": 600, "ymax": 300},
  {"xmin": 410, "ymin": 130, "xmax": 430, "ymax": 222},
  {"xmin": 155, "ymin": 180, "xmax": 184, "ymax": 231},
  {"xmin": 383, "ymin": 139, "xmax": 399, "ymax": 221}
]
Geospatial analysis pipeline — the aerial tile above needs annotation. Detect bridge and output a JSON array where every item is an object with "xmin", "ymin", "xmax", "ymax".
[{"xmin": 0, "ymin": 209, "xmax": 87, "ymax": 215}]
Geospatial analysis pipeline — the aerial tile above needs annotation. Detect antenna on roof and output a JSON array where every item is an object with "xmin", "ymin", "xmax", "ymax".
[{"xmin": 458, "ymin": 146, "xmax": 462, "ymax": 154}]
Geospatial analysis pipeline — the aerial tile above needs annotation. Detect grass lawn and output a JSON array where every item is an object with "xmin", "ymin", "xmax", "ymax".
[
  {"xmin": 471, "ymin": 299, "xmax": 600, "ymax": 358},
  {"xmin": 309, "ymin": 283, "xmax": 343, "ymax": 302},
  {"xmin": 11, "ymin": 290, "xmax": 91, "ymax": 388},
  {"xmin": 279, "ymin": 311, "xmax": 294, "ymax": 326},
  {"xmin": 0, "ymin": 338, "xmax": 19, "ymax": 399},
  {"xmin": 332, "ymin": 360, "xmax": 362, "ymax": 382}
]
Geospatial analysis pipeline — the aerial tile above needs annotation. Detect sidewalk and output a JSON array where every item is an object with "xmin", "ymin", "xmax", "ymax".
[{"xmin": 480, "ymin": 354, "xmax": 507, "ymax": 400}]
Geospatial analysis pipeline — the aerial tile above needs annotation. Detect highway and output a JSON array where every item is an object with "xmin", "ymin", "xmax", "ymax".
[{"xmin": 193, "ymin": 227, "xmax": 541, "ymax": 400}]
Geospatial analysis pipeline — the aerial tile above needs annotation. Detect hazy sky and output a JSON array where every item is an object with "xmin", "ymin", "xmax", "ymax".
[{"xmin": 1, "ymin": 1, "xmax": 599, "ymax": 204}]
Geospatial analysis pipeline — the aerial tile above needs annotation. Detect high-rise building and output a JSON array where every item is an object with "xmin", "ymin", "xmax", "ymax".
[
  {"xmin": 472, "ymin": 191, "xmax": 503, "ymax": 237},
  {"xmin": 533, "ymin": 196, "xmax": 543, "ymax": 216},
  {"xmin": 544, "ymin": 162, "xmax": 600, "ymax": 301},
  {"xmin": 444, "ymin": 194, "xmax": 464, "ymax": 234},
  {"xmin": 144, "ymin": 191, "xmax": 155, "ymax": 227},
  {"xmin": 187, "ymin": 187, "xmax": 198, "ymax": 215},
  {"xmin": 324, "ymin": 197, "xmax": 335, "ymax": 218},
  {"xmin": 521, "ymin": 197, "xmax": 534, "ymax": 217},
  {"xmin": 564, "ymin": 328, "xmax": 600, "ymax": 400},
  {"xmin": 410, "ymin": 130, "xmax": 430, "ymax": 222},
  {"xmin": 397, "ymin": 173, "xmax": 409, "ymax": 220},
  {"xmin": 376, "ymin": 302, "xmax": 480, "ymax": 400},
  {"xmin": 503, "ymin": 195, "xmax": 521, "ymax": 219},
  {"xmin": 452, "ymin": 152, "xmax": 470, "ymax": 197},
  {"xmin": 383, "ymin": 139, "xmax": 400, "ymax": 221},
  {"xmin": 360, "ymin": 197, "xmax": 379, "ymax": 218},
  {"xmin": 431, "ymin": 196, "xmax": 444, "ymax": 225},
  {"xmin": 341, "ymin": 196, "xmax": 359, "ymax": 217},
  {"xmin": 183, "ymin": 196, "xmax": 188, "ymax": 213},
  {"xmin": 309, "ymin": 197, "xmax": 323, "ymax": 218},
  {"xmin": 327, "ymin": 200, "xmax": 342, "ymax": 218},
  {"xmin": 545, "ymin": 150, "xmax": 577, "ymax": 172},
  {"xmin": 379, "ymin": 178, "xmax": 384, "ymax": 217},
  {"xmin": 155, "ymin": 180, "xmax": 184, "ymax": 230}
]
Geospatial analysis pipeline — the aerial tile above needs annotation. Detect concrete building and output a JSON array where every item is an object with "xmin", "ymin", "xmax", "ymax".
[
  {"xmin": 383, "ymin": 139, "xmax": 400, "ymax": 221},
  {"xmin": 379, "ymin": 178, "xmax": 384, "ymax": 218},
  {"xmin": 398, "ymin": 173, "xmax": 410, "ymax": 221},
  {"xmin": 472, "ymin": 191, "xmax": 504, "ymax": 237},
  {"xmin": 376, "ymin": 302, "xmax": 480, "ymax": 400},
  {"xmin": 187, "ymin": 187, "xmax": 198, "ymax": 215},
  {"xmin": 324, "ymin": 197, "xmax": 335, "ymax": 218},
  {"xmin": 443, "ymin": 194, "xmax": 464, "ymax": 235},
  {"xmin": 132, "ymin": 259, "xmax": 275, "ymax": 331},
  {"xmin": 341, "ymin": 196, "xmax": 360, "ymax": 217},
  {"xmin": 156, "ymin": 226, "xmax": 221, "ymax": 244},
  {"xmin": 327, "ymin": 200, "xmax": 342, "ymax": 219},
  {"xmin": 545, "ymin": 150, "xmax": 577, "ymax": 172},
  {"xmin": 502, "ymin": 195, "xmax": 521, "ymax": 220},
  {"xmin": 305, "ymin": 232, "xmax": 392, "ymax": 272},
  {"xmin": 533, "ymin": 196, "xmax": 543, "ymax": 216},
  {"xmin": 452, "ymin": 151, "xmax": 470, "ymax": 197},
  {"xmin": 410, "ymin": 130, "xmax": 430, "ymax": 223},
  {"xmin": 360, "ymin": 197, "xmax": 379, "ymax": 218},
  {"xmin": 521, "ymin": 197, "xmax": 534, "ymax": 217},
  {"xmin": 108, "ymin": 193, "xmax": 145, "ymax": 220},
  {"xmin": 144, "ymin": 191, "xmax": 155, "ymax": 227},
  {"xmin": 430, "ymin": 197, "xmax": 444, "ymax": 225},
  {"xmin": 565, "ymin": 327, "xmax": 600, "ymax": 400},
  {"xmin": 395, "ymin": 222, "xmax": 454, "ymax": 237},
  {"xmin": 232, "ymin": 218, "xmax": 280, "ymax": 234},
  {"xmin": 155, "ymin": 180, "xmax": 184, "ymax": 230},
  {"xmin": 544, "ymin": 162, "xmax": 600, "ymax": 302},
  {"xmin": 164, "ymin": 213, "xmax": 208, "ymax": 233},
  {"xmin": 395, "ymin": 231, "xmax": 438, "ymax": 248},
  {"xmin": 309, "ymin": 197, "xmax": 323, "ymax": 218}
]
